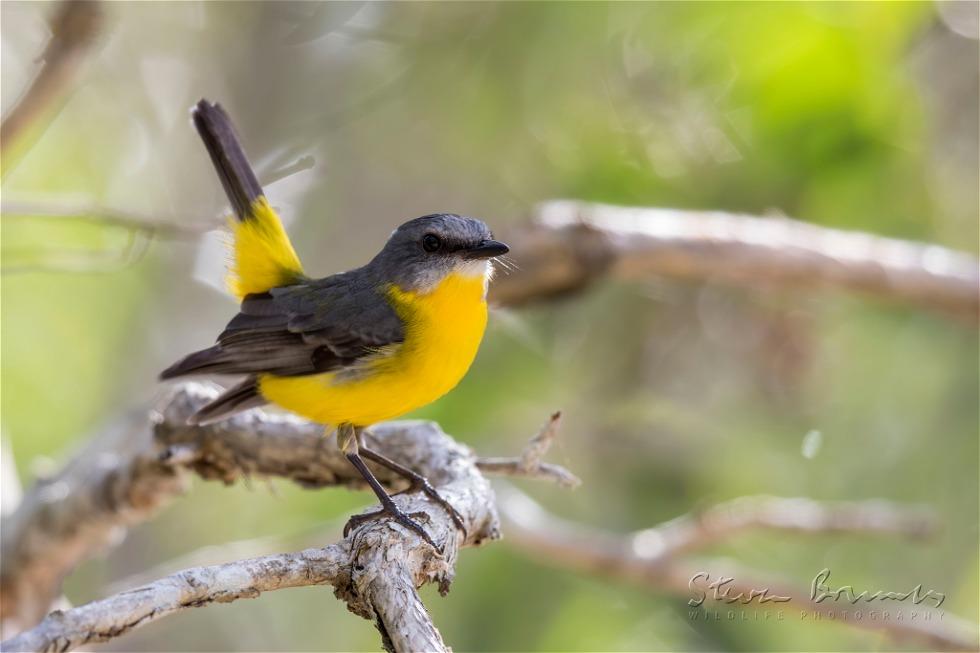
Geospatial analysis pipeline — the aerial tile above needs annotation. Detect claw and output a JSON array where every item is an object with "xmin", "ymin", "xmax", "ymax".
[
  {"xmin": 359, "ymin": 446, "xmax": 467, "ymax": 539},
  {"xmin": 344, "ymin": 505, "xmax": 440, "ymax": 551},
  {"xmin": 403, "ymin": 478, "xmax": 467, "ymax": 537}
]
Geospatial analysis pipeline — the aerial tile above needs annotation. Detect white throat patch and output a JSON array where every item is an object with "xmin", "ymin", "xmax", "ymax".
[{"xmin": 458, "ymin": 259, "xmax": 492, "ymax": 298}]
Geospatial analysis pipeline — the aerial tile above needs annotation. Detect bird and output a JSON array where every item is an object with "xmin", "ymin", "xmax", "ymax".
[{"xmin": 161, "ymin": 99, "xmax": 509, "ymax": 548}]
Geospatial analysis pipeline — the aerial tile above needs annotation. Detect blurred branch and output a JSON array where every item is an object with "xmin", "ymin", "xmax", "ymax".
[
  {"xmin": 0, "ymin": 201, "xmax": 215, "ymax": 240},
  {"xmin": 0, "ymin": 155, "xmax": 314, "ymax": 274},
  {"xmin": 491, "ymin": 200, "xmax": 980, "ymax": 322},
  {"xmin": 625, "ymin": 494, "xmax": 937, "ymax": 558},
  {"xmin": 498, "ymin": 487, "xmax": 979, "ymax": 652},
  {"xmin": 0, "ymin": 1, "xmax": 103, "ymax": 178},
  {"xmin": 1, "ymin": 383, "xmax": 502, "ymax": 652},
  {"xmin": 0, "ymin": 200, "xmax": 209, "ymax": 276}
]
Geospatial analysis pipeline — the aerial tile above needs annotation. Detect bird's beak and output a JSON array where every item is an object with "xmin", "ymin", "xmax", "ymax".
[{"xmin": 462, "ymin": 239, "xmax": 510, "ymax": 259}]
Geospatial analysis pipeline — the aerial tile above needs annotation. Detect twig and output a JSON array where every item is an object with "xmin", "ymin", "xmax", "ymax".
[
  {"xmin": 0, "ymin": 382, "xmax": 500, "ymax": 651},
  {"xmin": 261, "ymin": 155, "xmax": 315, "ymax": 186},
  {"xmin": 476, "ymin": 411, "xmax": 582, "ymax": 488},
  {"xmin": 1, "ymin": 1, "xmax": 103, "ymax": 177},
  {"xmin": 0, "ymin": 155, "xmax": 315, "ymax": 255},
  {"xmin": 497, "ymin": 487, "xmax": 979, "ymax": 652},
  {"xmin": 490, "ymin": 200, "xmax": 980, "ymax": 322}
]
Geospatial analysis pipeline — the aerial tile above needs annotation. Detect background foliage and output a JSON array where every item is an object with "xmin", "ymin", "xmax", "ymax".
[{"xmin": 2, "ymin": 2, "xmax": 977, "ymax": 651}]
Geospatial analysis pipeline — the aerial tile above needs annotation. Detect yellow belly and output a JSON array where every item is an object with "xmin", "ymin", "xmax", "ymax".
[{"xmin": 257, "ymin": 272, "xmax": 488, "ymax": 426}]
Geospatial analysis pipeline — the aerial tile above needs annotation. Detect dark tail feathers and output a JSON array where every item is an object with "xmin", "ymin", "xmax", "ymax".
[
  {"xmin": 193, "ymin": 99, "xmax": 263, "ymax": 221},
  {"xmin": 188, "ymin": 377, "xmax": 266, "ymax": 425}
]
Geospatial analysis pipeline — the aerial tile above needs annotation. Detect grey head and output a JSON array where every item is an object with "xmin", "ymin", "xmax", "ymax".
[{"xmin": 368, "ymin": 213, "xmax": 509, "ymax": 293}]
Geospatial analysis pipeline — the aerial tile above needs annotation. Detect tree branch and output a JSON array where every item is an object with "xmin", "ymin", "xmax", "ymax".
[
  {"xmin": 1, "ymin": 547, "xmax": 346, "ymax": 653},
  {"xmin": 490, "ymin": 200, "xmax": 980, "ymax": 321},
  {"xmin": 1, "ymin": 383, "xmax": 501, "ymax": 651},
  {"xmin": 626, "ymin": 494, "xmax": 937, "ymax": 559},
  {"xmin": 4, "ymin": 391, "xmax": 968, "ymax": 652},
  {"xmin": 497, "ymin": 487, "xmax": 979, "ymax": 652}
]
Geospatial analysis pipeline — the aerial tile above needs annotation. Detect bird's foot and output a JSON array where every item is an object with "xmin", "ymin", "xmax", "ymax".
[
  {"xmin": 344, "ymin": 503, "xmax": 438, "ymax": 550},
  {"xmin": 396, "ymin": 476, "xmax": 467, "ymax": 537}
]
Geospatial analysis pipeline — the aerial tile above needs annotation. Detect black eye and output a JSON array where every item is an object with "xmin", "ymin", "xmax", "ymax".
[{"xmin": 422, "ymin": 234, "xmax": 441, "ymax": 252}]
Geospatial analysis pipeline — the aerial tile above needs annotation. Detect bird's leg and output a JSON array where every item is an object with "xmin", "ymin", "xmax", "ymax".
[
  {"xmin": 357, "ymin": 442, "xmax": 467, "ymax": 537},
  {"xmin": 338, "ymin": 424, "xmax": 438, "ymax": 549}
]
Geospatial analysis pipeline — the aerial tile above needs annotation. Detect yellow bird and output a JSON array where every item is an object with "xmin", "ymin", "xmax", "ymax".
[{"xmin": 161, "ymin": 100, "xmax": 509, "ymax": 547}]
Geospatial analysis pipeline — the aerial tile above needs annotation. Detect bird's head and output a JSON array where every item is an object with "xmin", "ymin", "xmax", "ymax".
[{"xmin": 372, "ymin": 214, "xmax": 509, "ymax": 294}]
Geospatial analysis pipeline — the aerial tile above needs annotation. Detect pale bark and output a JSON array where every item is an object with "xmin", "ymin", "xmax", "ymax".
[
  {"xmin": 490, "ymin": 200, "xmax": 980, "ymax": 321},
  {"xmin": 1, "ymin": 383, "xmax": 501, "ymax": 652}
]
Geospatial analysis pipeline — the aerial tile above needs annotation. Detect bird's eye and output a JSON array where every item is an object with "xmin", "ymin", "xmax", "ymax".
[{"xmin": 422, "ymin": 234, "xmax": 441, "ymax": 252}]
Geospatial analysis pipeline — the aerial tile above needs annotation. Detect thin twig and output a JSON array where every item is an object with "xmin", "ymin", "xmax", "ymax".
[
  {"xmin": 0, "ymin": 158, "xmax": 314, "ymax": 236},
  {"xmin": 261, "ymin": 155, "xmax": 315, "ymax": 186},
  {"xmin": 0, "ymin": 201, "xmax": 216, "ymax": 239},
  {"xmin": 476, "ymin": 411, "xmax": 582, "ymax": 488}
]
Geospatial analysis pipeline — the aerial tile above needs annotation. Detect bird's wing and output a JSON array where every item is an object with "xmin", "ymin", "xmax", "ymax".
[
  {"xmin": 160, "ymin": 272, "xmax": 404, "ymax": 380},
  {"xmin": 268, "ymin": 274, "xmax": 405, "ymax": 359}
]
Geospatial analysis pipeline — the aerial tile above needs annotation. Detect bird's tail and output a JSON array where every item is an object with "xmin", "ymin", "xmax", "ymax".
[
  {"xmin": 188, "ymin": 377, "xmax": 266, "ymax": 425},
  {"xmin": 193, "ymin": 99, "xmax": 304, "ymax": 299}
]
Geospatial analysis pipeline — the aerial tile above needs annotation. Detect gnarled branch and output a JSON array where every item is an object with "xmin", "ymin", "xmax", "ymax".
[{"xmin": 1, "ymin": 383, "xmax": 503, "ymax": 651}]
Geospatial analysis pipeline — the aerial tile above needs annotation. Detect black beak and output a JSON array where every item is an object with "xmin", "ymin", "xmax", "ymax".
[{"xmin": 462, "ymin": 239, "xmax": 510, "ymax": 259}]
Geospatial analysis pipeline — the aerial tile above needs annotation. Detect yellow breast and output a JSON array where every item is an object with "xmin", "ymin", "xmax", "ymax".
[{"xmin": 258, "ymin": 272, "xmax": 488, "ymax": 426}]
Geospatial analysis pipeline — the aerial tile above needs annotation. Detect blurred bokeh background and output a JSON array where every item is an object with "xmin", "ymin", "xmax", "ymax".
[{"xmin": 2, "ymin": 2, "xmax": 977, "ymax": 651}]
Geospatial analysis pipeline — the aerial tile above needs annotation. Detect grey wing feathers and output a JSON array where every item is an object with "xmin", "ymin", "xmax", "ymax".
[
  {"xmin": 272, "ymin": 277, "xmax": 405, "ymax": 359},
  {"xmin": 160, "ymin": 273, "xmax": 404, "ymax": 381}
]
